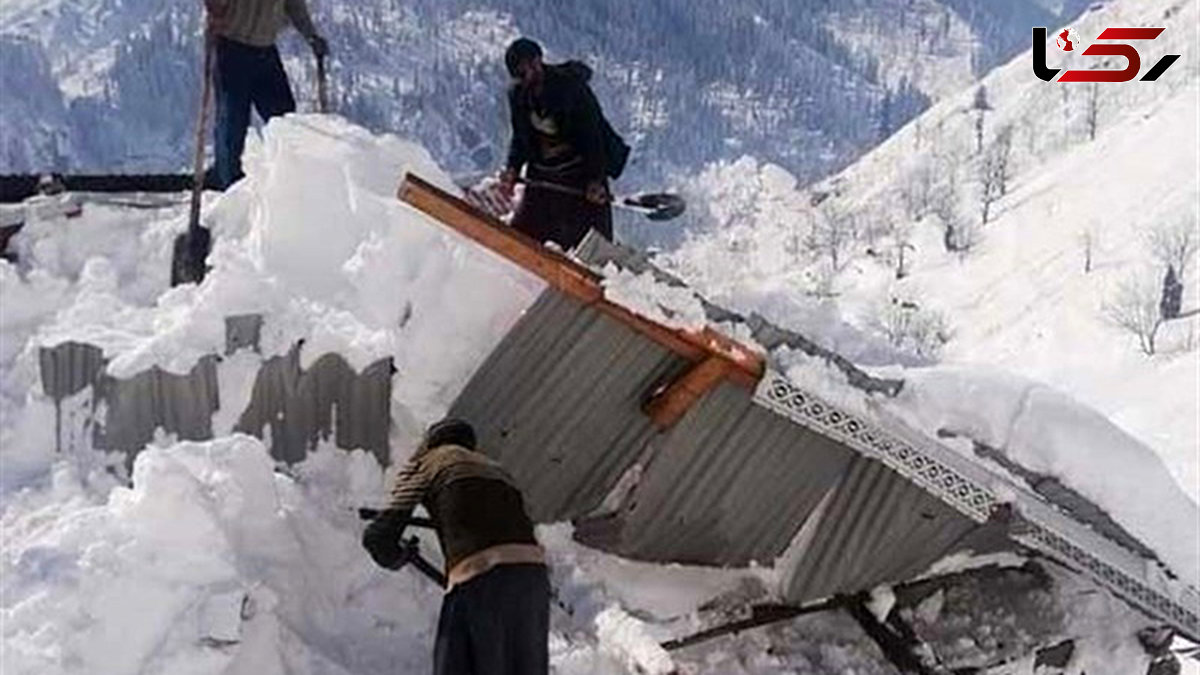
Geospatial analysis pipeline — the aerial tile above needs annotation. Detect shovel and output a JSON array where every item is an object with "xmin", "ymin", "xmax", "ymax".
[
  {"xmin": 523, "ymin": 179, "xmax": 686, "ymax": 221},
  {"xmin": 358, "ymin": 508, "xmax": 446, "ymax": 587},
  {"xmin": 464, "ymin": 176, "xmax": 686, "ymax": 222},
  {"xmin": 170, "ymin": 33, "xmax": 216, "ymax": 287}
]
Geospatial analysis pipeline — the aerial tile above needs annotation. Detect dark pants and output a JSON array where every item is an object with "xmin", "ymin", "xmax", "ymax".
[
  {"xmin": 433, "ymin": 564, "xmax": 550, "ymax": 675},
  {"xmin": 213, "ymin": 37, "xmax": 296, "ymax": 189},
  {"xmin": 511, "ymin": 164, "xmax": 612, "ymax": 250}
]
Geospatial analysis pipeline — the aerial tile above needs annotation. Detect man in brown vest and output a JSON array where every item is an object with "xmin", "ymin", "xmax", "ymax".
[{"xmin": 362, "ymin": 418, "xmax": 549, "ymax": 675}]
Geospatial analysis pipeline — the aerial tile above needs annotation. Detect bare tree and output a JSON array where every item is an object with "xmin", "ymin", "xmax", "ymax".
[
  {"xmin": 978, "ymin": 151, "xmax": 1002, "ymax": 226},
  {"xmin": 993, "ymin": 124, "xmax": 1014, "ymax": 196},
  {"xmin": 901, "ymin": 161, "xmax": 936, "ymax": 222},
  {"xmin": 1078, "ymin": 228, "xmax": 1098, "ymax": 274},
  {"xmin": 807, "ymin": 204, "xmax": 859, "ymax": 272},
  {"xmin": 894, "ymin": 225, "xmax": 916, "ymax": 279},
  {"xmin": 1085, "ymin": 83, "xmax": 1100, "ymax": 141},
  {"xmin": 972, "ymin": 85, "xmax": 991, "ymax": 154},
  {"xmin": 870, "ymin": 295, "xmax": 953, "ymax": 360},
  {"xmin": 932, "ymin": 184, "xmax": 978, "ymax": 253},
  {"xmin": 1147, "ymin": 218, "xmax": 1199, "ymax": 282},
  {"xmin": 1104, "ymin": 274, "xmax": 1164, "ymax": 355},
  {"xmin": 861, "ymin": 207, "xmax": 896, "ymax": 253}
]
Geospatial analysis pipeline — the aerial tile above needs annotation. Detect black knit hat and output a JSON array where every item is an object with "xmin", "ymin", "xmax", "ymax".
[
  {"xmin": 423, "ymin": 417, "xmax": 477, "ymax": 451},
  {"xmin": 505, "ymin": 38, "xmax": 543, "ymax": 77}
]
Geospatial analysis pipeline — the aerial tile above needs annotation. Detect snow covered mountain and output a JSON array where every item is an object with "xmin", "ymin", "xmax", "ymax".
[
  {"xmin": 661, "ymin": 0, "xmax": 1200, "ymax": 502},
  {"xmin": 0, "ymin": 0, "xmax": 1091, "ymax": 185}
]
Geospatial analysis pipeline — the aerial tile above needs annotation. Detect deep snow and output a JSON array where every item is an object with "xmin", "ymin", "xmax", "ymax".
[{"xmin": 1, "ymin": 103, "xmax": 1193, "ymax": 673}]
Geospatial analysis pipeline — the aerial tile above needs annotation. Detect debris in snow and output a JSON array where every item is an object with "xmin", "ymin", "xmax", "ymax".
[
  {"xmin": 601, "ymin": 264, "xmax": 708, "ymax": 332},
  {"xmin": 866, "ymin": 585, "xmax": 897, "ymax": 623},
  {"xmin": 914, "ymin": 590, "xmax": 945, "ymax": 626},
  {"xmin": 595, "ymin": 607, "xmax": 678, "ymax": 674}
]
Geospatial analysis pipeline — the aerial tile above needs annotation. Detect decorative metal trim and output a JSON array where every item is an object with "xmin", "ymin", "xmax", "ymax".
[
  {"xmin": 1015, "ymin": 524, "xmax": 1199, "ymax": 636},
  {"xmin": 755, "ymin": 373, "xmax": 996, "ymax": 523},
  {"xmin": 754, "ymin": 371, "xmax": 1200, "ymax": 641}
]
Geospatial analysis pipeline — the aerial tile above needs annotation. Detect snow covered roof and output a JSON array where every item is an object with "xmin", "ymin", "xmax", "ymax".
[{"xmin": 399, "ymin": 174, "xmax": 1200, "ymax": 642}]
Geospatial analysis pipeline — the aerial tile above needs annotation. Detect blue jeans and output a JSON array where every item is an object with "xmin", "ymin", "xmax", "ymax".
[{"xmin": 213, "ymin": 37, "xmax": 296, "ymax": 189}]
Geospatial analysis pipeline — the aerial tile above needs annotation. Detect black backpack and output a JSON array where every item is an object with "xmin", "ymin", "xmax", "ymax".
[
  {"xmin": 601, "ymin": 116, "xmax": 630, "ymax": 179},
  {"xmin": 558, "ymin": 61, "xmax": 630, "ymax": 179}
]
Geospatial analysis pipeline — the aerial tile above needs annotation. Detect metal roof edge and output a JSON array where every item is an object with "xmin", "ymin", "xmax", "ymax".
[{"xmin": 754, "ymin": 370, "xmax": 1200, "ymax": 641}]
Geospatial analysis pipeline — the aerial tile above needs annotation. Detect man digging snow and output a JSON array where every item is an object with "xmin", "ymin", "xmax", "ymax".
[
  {"xmin": 499, "ymin": 38, "xmax": 630, "ymax": 249},
  {"xmin": 362, "ymin": 418, "xmax": 550, "ymax": 675}
]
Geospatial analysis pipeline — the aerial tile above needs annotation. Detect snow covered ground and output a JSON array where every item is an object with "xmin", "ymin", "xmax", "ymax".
[{"xmin": 664, "ymin": 0, "xmax": 1200, "ymax": 508}]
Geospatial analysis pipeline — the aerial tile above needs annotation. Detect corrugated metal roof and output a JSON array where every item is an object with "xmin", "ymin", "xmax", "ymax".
[
  {"xmin": 450, "ymin": 290, "xmax": 686, "ymax": 521},
  {"xmin": 437, "ymin": 223, "xmax": 1198, "ymax": 639},
  {"xmin": 448, "ymin": 284, "xmax": 1005, "ymax": 604}
]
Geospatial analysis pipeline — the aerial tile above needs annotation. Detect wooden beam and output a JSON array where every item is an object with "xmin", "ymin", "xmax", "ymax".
[
  {"xmin": 396, "ymin": 173, "xmax": 765, "ymax": 388},
  {"xmin": 644, "ymin": 356, "xmax": 732, "ymax": 429},
  {"xmin": 398, "ymin": 174, "xmax": 602, "ymax": 303}
]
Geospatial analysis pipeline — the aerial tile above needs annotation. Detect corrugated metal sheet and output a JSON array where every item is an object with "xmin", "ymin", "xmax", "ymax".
[
  {"xmin": 605, "ymin": 383, "xmax": 857, "ymax": 566},
  {"xmin": 99, "ymin": 355, "xmax": 219, "ymax": 456},
  {"xmin": 38, "ymin": 333, "xmax": 392, "ymax": 467},
  {"xmin": 450, "ymin": 290, "xmax": 685, "ymax": 521},
  {"xmin": 783, "ymin": 455, "xmax": 1007, "ymax": 602},
  {"xmin": 235, "ymin": 347, "xmax": 392, "ymax": 466},
  {"xmin": 39, "ymin": 341, "xmax": 105, "ymax": 400},
  {"xmin": 38, "ymin": 342, "xmax": 218, "ymax": 460},
  {"xmin": 447, "ymin": 284, "xmax": 1003, "ymax": 600}
]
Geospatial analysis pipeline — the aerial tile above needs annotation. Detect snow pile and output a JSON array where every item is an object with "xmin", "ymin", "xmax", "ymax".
[
  {"xmin": 1, "ymin": 435, "xmax": 440, "ymax": 675},
  {"xmin": 4, "ymin": 114, "xmax": 543, "ymax": 432},
  {"xmin": 890, "ymin": 365, "xmax": 1200, "ymax": 587}
]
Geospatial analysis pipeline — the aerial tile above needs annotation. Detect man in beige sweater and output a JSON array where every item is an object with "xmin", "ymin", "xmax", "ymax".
[
  {"xmin": 203, "ymin": 0, "xmax": 328, "ymax": 188},
  {"xmin": 362, "ymin": 418, "xmax": 550, "ymax": 674}
]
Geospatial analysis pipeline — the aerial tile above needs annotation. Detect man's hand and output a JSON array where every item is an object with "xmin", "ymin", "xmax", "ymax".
[
  {"xmin": 585, "ymin": 180, "xmax": 609, "ymax": 205},
  {"xmin": 498, "ymin": 168, "xmax": 518, "ymax": 199},
  {"xmin": 204, "ymin": 0, "xmax": 230, "ymax": 35},
  {"xmin": 308, "ymin": 34, "xmax": 330, "ymax": 58},
  {"xmin": 362, "ymin": 515, "xmax": 407, "ymax": 570}
]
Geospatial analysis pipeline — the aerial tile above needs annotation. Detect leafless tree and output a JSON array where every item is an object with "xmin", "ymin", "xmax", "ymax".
[
  {"xmin": 1079, "ymin": 228, "xmax": 1098, "ymax": 274},
  {"xmin": 1147, "ymin": 218, "xmax": 1198, "ymax": 282},
  {"xmin": 861, "ymin": 207, "xmax": 896, "ymax": 253},
  {"xmin": 1085, "ymin": 83, "xmax": 1100, "ymax": 141},
  {"xmin": 870, "ymin": 296, "xmax": 953, "ymax": 360},
  {"xmin": 894, "ymin": 226, "xmax": 916, "ymax": 280},
  {"xmin": 933, "ymin": 184, "xmax": 977, "ymax": 253},
  {"xmin": 901, "ymin": 161, "xmax": 936, "ymax": 222},
  {"xmin": 992, "ymin": 124, "xmax": 1014, "ymax": 196},
  {"xmin": 807, "ymin": 204, "xmax": 859, "ymax": 272},
  {"xmin": 978, "ymin": 152, "xmax": 1002, "ymax": 226},
  {"xmin": 972, "ymin": 86, "xmax": 991, "ymax": 154},
  {"xmin": 1104, "ymin": 274, "xmax": 1164, "ymax": 355}
]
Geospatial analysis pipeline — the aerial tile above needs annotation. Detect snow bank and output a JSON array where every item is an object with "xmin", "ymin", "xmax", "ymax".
[
  {"xmin": 1, "ymin": 435, "xmax": 444, "ymax": 675},
  {"xmin": 892, "ymin": 365, "xmax": 1200, "ymax": 587},
  {"xmin": 1, "ymin": 114, "xmax": 545, "ymax": 467}
]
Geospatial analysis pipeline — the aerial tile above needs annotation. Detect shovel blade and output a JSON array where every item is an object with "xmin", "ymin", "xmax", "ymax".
[
  {"xmin": 170, "ymin": 227, "xmax": 212, "ymax": 286},
  {"xmin": 623, "ymin": 193, "xmax": 686, "ymax": 221}
]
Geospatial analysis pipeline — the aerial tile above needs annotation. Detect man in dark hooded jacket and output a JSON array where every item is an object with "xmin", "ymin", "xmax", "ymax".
[
  {"xmin": 362, "ymin": 418, "xmax": 549, "ymax": 675},
  {"xmin": 499, "ymin": 38, "xmax": 628, "ymax": 249}
]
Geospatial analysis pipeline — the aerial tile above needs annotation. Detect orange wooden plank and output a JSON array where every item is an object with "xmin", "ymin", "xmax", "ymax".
[
  {"xmin": 397, "ymin": 173, "xmax": 765, "ymax": 388},
  {"xmin": 644, "ymin": 356, "xmax": 733, "ymax": 429}
]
